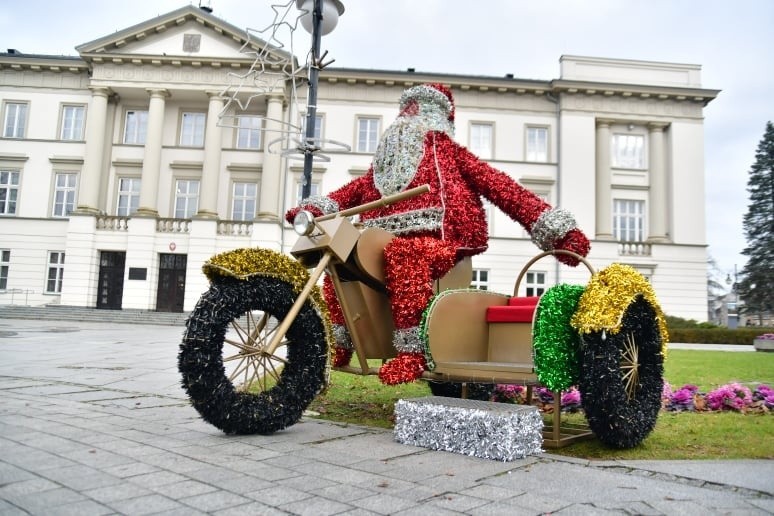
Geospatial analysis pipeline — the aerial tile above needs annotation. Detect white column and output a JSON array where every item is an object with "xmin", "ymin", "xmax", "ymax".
[
  {"xmin": 647, "ymin": 122, "xmax": 669, "ymax": 242},
  {"xmin": 137, "ymin": 88, "xmax": 168, "ymax": 217},
  {"xmin": 595, "ymin": 119, "xmax": 614, "ymax": 239},
  {"xmin": 196, "ymin": 91, "xmax": 224, "ymax": 219},
  {"xmin": 257, "ymin": 93, "xmax": 285, "ymax": 221},
  {"xmin": 76, "ymin": 86, "xmax": 110, "ymax": 213}
]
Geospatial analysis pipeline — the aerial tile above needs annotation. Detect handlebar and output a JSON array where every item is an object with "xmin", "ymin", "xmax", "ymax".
[{"xmin": 315, "ymin": 184, "xmax": 430, "ymax": 222}]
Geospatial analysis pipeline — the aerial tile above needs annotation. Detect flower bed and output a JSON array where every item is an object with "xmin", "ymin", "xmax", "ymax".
[{"xmin": 492, "ymin": 383, "xmax": 774, "ymax": 414}]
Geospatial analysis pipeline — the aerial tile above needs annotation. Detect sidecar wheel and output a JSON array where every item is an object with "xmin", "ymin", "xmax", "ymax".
[
  {"xmin": 179, "ymin": 276, "xmax": 328, "ymax": 435},
  {"xmin": 578, "ymin": 296, "xmax": 664, "ymax": 448},
  {"xmin": 428, "ymin": 381, "xmax": 494, "ymax": 401}
]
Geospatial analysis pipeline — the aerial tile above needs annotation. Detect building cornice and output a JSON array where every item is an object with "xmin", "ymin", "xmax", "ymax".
[
  {"xmin": 319, "ymin": 68, "xmax": 719, "ymax": 106},
  {"xmin": 551, "ymin": 79, "xmax": 720, "ymax": 107},
  {"xmin": 0, "ymin": 53, "xmax": 88, "ymax": 73}
]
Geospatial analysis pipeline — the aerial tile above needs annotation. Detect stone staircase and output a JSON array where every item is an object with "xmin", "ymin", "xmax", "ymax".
[{"xmin": 0, "ymin": 304, "xmax": 189, "ymax": 327}]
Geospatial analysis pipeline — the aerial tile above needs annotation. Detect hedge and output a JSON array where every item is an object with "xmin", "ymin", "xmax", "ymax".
[{"xmin": 668, "ymin": 327, "xmax": 774, "ymax": 345}]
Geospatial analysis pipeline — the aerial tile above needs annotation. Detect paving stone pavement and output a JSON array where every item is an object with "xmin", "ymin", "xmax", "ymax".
[{"xmin": 0, "ymin": 318, "xmax": 772, "ymax": 515}]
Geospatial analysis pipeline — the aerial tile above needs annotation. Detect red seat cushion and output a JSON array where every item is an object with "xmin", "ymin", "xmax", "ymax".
[{"xmin": 486, "ymin": 302, "xmax": 538, "ymax": 323}]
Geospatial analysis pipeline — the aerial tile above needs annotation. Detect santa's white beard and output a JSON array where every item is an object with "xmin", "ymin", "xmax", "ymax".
[{"xmin": 372, "ymin": 116, "xmax": 427, "ymax": 197}]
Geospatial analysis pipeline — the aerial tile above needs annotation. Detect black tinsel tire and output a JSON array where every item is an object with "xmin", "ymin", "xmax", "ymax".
[
  {"xmin": 578, "ymin": 296, "xmax": 664, "ymax": 448},
  {"xmin": 179, "ymin": 276, "xmax": 328, "ymax": 435},
  {"xmin": 428, "ymin": 381, "xmax": 495, "ymax": 401}
]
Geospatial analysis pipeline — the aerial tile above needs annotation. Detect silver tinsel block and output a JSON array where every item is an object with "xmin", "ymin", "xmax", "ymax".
[{"xmin": 394, "ymin": 396, "xmax": 543, "ymax": 461}]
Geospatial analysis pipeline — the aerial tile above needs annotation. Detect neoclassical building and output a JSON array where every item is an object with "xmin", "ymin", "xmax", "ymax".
[{"xmin": 0, "ymin": 5, "xmax": 718, "ymax": 320}]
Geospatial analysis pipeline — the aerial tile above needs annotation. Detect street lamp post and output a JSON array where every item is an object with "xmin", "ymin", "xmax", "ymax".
[
  {"xmin": 296, "ymin": 0, "xmax": 344, "ymax": 200},
  {"xmin": 725, "ymin": 264, "xmax": 739, "ymax": 328}
]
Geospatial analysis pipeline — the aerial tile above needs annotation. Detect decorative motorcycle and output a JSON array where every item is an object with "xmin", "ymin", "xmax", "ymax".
[{"xmin": 179, "ymin": 185, "xmax": 668, "ymax": 449}]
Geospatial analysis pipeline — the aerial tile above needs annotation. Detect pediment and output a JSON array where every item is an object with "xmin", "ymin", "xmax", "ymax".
[{"xmin": 76, "ymin": 5, "xmax": 292, "ymax": 67}]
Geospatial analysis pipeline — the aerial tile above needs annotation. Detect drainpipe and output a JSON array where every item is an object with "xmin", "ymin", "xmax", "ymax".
[{"xmin": 546, "ymin": 89, "xmax": 561, "ymax": 285}]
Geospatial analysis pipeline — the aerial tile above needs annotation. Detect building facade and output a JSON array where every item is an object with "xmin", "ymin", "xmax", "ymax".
[{"xmin": 0, "ymin": 6, "xmax": 718, "ymax": 320}]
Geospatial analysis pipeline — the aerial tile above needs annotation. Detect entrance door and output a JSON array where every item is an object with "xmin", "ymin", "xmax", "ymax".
[
  {"xmin": 156, "ymin": 254, "xmax": 187, "ymax": 312},
  {"xmin": 97, "ymin": 251, "xmax": 126, "ymax": 309}
]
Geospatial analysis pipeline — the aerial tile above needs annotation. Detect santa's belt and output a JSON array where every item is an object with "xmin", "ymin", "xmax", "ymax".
[{"xmin": 361, "ymin": 208, "xmax": 443, "ymax": 235}]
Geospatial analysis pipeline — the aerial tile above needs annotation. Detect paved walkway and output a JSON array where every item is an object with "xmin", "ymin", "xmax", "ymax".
[{"xmin": 0, "ymin": 318, "xmax": 771, "ymax": 515}]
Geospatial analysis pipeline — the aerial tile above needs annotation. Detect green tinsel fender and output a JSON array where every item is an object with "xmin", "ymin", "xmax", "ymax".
[{"xmin": 532, "ymin": 284, "xmax": 585, "ymax": 392}]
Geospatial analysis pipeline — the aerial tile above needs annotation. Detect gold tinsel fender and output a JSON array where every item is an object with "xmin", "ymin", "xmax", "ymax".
[
  {"xmin": 570, "ymin": 263, "xmax": 669, "ymax": 355},
  {"xmin": 202, "ymin": 247, "xmax": 335, "ymax": 375}
]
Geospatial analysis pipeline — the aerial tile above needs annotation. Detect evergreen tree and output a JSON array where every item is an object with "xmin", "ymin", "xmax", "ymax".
[{"xmin": 738, "ymin": 121, "xmax": 774, "ymax": 323}]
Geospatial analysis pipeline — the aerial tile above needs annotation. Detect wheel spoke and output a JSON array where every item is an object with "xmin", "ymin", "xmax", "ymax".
[
  {"xmin": 222, "ymin": 310, "xmax": 289, "ymax": 393},
  {"xmin": 620, "ymin": 332, "xmax": 640, "ymax": 400}
]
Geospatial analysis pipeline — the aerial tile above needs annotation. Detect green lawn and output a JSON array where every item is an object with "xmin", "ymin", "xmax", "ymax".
[{"xmin": 306, "ymin": 350, "xmax": 774, "ymax": 460}]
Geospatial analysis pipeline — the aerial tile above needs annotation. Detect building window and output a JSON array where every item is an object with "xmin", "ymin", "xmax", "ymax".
[
  {"xmin": 180, "ymin": 112, "xmax": 206, "ymax": 147},
  {"xmin": 471, "ymin": 269, "xmax": 489, "ymax": 290},
  {"xmin": 124, "ymin": 110, "xmax": 148, "ymax": 145},
  {"xmin": 613, "ymin": 199, "xmax": 645, "ymax": 242},
  {"xmin": 52, "ymin": 173, "xmax": 77, "ymax": 217},
  {"xmin": 3, "ymin": 102, "xmax": 28, "ymax": 138},
  {"xmin": 60, "ymin": 105, "xmax": 85, "ymax": 140},
  {"xmin": 302, "ymin": 113, "xmax": 323, "ymax": 142},
  {"xmin": 46, "ymin": 251, "xmax": 65, "ymax": 294},
  {"xmin": 0, "ymin": 170, "xmax": 20, "ymax": 215},
  {"xmin": 116, "ymin": 177, "xmax": 141, "ymax": 216},
  {"xmin": 296, "ymin": 180, "xmax": 320, "ymax": 205},
  {"xmin": 470, "ymin": 123, "xmax": 493, "ymax": 160},
  {"xmin": 236, "ymin": 115, "xmax": 262, "ymax": 149},
  {"xmin": 612, "ymin": 134, "xmax": 645, "ymax": 169},
  {"xmin": 357, "ymin": 117, "xmax": 380, "ymax": 153},
  {"xmin": 526, "ymin": 126, "xmax": 548, "ymax": 162},
  {"xmin": 232, "ymin": 182, "xmax": 258, "ymax": 221},
  {"xmin": 174, "ymin": 179, "xmax": 199, "ymax": 219},
  {"xmin": 0, "ymin": 250, "xmax": 9, "ymax": 290},
  {"xmin": 525, "ymin": 271, "xmax": 545, "ymax": 297}
]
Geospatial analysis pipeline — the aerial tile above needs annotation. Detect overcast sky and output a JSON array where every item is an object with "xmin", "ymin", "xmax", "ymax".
[{"xmin": 3, "ymin": 0, "xmax": 772, "ymax": 286}]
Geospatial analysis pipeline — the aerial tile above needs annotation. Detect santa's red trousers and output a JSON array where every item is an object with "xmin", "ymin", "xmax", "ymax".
[{"xmin": 323, "ymin": 235, "xmax": 458, "ymax": 340}]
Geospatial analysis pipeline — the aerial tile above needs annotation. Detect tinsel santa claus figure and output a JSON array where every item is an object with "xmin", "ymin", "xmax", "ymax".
[{"xmin": 287, "ymin": 83, "xmax": 590, "ymax": 385}]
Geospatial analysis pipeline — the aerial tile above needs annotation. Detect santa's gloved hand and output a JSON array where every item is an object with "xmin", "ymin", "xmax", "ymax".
[
  {"xmin": 554, "ymin": 228, "xmax": 590, "ymax": 266},
  {"xmin": 285, "ymin": 205, "xmax": 323, "ymax": 224}
]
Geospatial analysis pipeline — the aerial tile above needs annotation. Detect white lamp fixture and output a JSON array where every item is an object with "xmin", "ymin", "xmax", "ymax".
[{"xmin": 296, "ymin": 0, "xmax": 345, "ymax": 36}]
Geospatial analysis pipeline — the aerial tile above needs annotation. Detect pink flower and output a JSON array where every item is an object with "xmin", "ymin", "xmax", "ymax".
[{"xmin": 706, "ymin": 383, "xmax": 752, "ymax": 411}]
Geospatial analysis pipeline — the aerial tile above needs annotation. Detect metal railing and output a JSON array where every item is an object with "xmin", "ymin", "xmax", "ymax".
[{"xmin": 0, "ymin": 288, "xmax": 35, "ymax": 305}]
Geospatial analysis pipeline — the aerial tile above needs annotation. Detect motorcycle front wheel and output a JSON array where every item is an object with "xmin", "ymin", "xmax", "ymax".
[{"xmin": 179, "ymin": 275, "xmax": 328, "ymax": 435}]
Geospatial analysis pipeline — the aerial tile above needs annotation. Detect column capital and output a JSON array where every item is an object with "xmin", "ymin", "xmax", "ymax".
[
  {"xmin": 205, "ymin": 89, "xmax": 226, "ymax": 99},
  {"xmin": 146, "ymin": 88, "xmax": 170, "ymax": 99},
  {"xmin": 647, "ymin": 122, "xmax": 669, "ymax": 132},
  {"xmin": 596, "ymin": 118, "xmax": 615, "ymax": 128},
  {"xmin": 88, "ymin": 86, "xmax": 112, "ymax": 98}
]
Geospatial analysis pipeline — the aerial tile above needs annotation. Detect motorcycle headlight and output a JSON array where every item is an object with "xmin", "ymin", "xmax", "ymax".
[{"xmin": 293, "ymin": 210, "xmax": 315, "ymax": 236}]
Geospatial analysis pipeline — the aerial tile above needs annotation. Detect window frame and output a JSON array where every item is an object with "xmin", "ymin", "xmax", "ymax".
[
  {"xmin": 52, "ymin": 172, "xmax": 78, "ymax": 218},
  {"xmin": 236, "ymin": 115, "xmax": 263, "ymax": 150},
  {"xmin": 116, "ymin": 177, "xmax": 141, "ymax": 216},
  {"xmin": 471, "ymin": 268, "xmax": 489, "ymax": 291},
  {"xmin": 611, "ymin": 133, "xmax": 646, "ymax": 169},
  {"xmin": 59, "ymin": 104, "xmax": 86, "ymax": 141},
  {"xmin": 613, "ymin": 198, "xmax": 646, "ymax": 242},
  {"xmin": 3, "ymin": 101, "xmax": 29, "ymax": 139},
  {"xmin": 469, "ymin": 122, "xmax": 494, "ymax": 160},
  {"xmin": 356, "ymin": 116, "xmax": 381, "ymax": 153},
  {"xmin": 179, "ymin": 111, "xmax": 206, "ymax": 147},
  {"xmin": 0, "ymin": 169, "xmax": 20, "ymax": 215},
  {"xmin": 0, "ymin": 249, "xmax": 9, "ymax": 290},
  {"xmin": 524, "ymin": 270, "xmax": 546, "ymax": 297},
  {"xmin": 231, "ymin": 181, "xmax": 259, "ymax": 221},
  {"xmin": 123, "ymin": 109, "xmax": 149, "ymax": 145},
  {"xmin": 174, "ymin": 179, "xmax": 200, "ymax": 219},
  {"xmin": 46, "ymin": 251, "xmax": 65, "ymax": 294},
  {"xmin": 525, "ymin": 125, "xmax": 549, "ymax": 162}
]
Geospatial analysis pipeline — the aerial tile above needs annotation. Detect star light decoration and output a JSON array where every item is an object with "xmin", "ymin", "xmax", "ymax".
[{"xmin": 218, "ymin": 0, "xmax": 349, "ymax": 164}]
